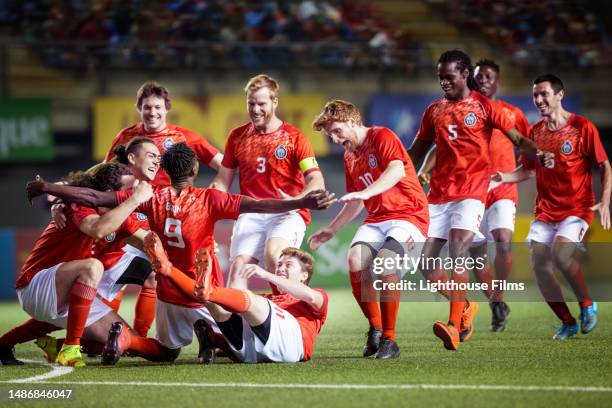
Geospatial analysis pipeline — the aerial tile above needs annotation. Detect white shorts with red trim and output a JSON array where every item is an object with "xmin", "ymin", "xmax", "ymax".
[
  {"xmin": 230, "ymin": 212, "xmax": 306, "ymax": 264},
  {"xmin": 473, "ymin": 199, "xmax": 516, "ymax": 244},
  {"xmin": 154, "ymin": 299, "xmax": 220, "ymax": 349},
  {"xmin": 97, "ymin": 245, "xmax": 149, "ymax": 301},
  {"xmin": 16, "ymin": 263, "xmax": 111, "ymax": 329},
  {"xmin": 526, "ymin": 216, "xmax": 589, "ymax": 246},
  {"xmin": 229, "ymin": 299, "xmax": 304, "ymax": 364},
  {"xmin": 428, "ymin": 199, "xmax": 485, "ymax": 241}
]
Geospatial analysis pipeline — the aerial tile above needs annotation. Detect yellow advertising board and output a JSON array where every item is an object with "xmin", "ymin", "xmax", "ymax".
[{"xmin": 93, "ymin": 94, "xmax": 329, "ymax": 160}]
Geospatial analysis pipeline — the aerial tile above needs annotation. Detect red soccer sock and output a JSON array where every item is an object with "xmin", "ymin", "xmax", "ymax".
[
  {"xmin": 100, "ymin": 290, "xmax": 124, "ymax": 313},
  {"xmin": 207, "ymin": 287, "xmax": 251, "ymax": 314},
  {"xmin": 65, "ymin": 281, "xmax": 97, "ymax": 346},
  {"xmin": 349, "ymin": 270, "xmax": 382, "ymax": 329},
  {"xmin": 128, "ymin": 335, "xmax": 175, "ymax": 362},
  {"xmin": 134, "ymin": 287, "xmax": 157, "ymax": 337},
  {"xmin": 0, "ymin": 319, "xmax": 60, "ymax": 346},
  {"xmin": 380, "ymin": 274, "xmax": 400, "ymax": 341},
  {"xmin": 546, "ymin": 302, "xmax": 576, "ymax": 325},
  {"xmin": 564, "ymin": 261, "xmax": 592, "ymax": 306},
  {"xmin": 449, "ymin": 301, "xmax": 465, "ymax": 328},
  {"xmin": 428, "ymin": 267, "xmax": 451, "ymax": 299},
  {"xmin": 167, "ymin": 266, "xmax": 199, "ymax": 299},
  {"xmin": 579, "ymin": 300, "xmax": 593, "ymax": 309}
]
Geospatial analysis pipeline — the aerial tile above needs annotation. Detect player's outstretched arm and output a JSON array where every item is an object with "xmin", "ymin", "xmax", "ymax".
[
  {"xmin": 418, "ymin": 148, "xmax": 436, "ymax": 186},
  {"xmin": 488, "ymin": 165, "xmax": 535, "ymax": 191},
  {"xmin": 209, "ymin": 165, "xmax": 235, "ymax": 191},
  {"xmin": 591, "ymin": 160, "xmax": 612, "ymax": 230},
  {"xmin": 242, "ymin": 264, "xmax": 325, "ymax": 311},
  {"xmin": 308, "ymin": 200, "xmax": 364, "ymax": 250},
  {"xmin": 239, "ymin": 189, "xmax": 336, "ymax": 214},
  {"xmin": 78, "ymin": 183, "xmax": 153, "ymax": 239},
  {"xmin": 340, "ymin": 160, "xmax": 405, "ymax": 203},
  {"xmin": 27, "ymin": 176, "xmax": 118, "ymax": 207},
  {"xmin": 503, "ymin": 128, "xmax": 540, "ymax": 159},
  {"xmin": 407, "ymin": 138, "xmax": 433, "ymax": 169}
]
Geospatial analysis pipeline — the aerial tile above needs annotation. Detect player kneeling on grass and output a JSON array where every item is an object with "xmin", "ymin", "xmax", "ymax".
[{"xmin": 189, "ymin": 247, "xmax": 328, "ymax": 364}]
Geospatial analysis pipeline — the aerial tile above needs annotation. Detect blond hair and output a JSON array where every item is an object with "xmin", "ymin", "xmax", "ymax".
[
  {"xmin": 312, "ymin": 99, "xmax": 363, "ymax": 130},
  {"xmin": 244, "ymin": 74, "xmax": 279, "ymax": 99},
  {"xmin": 280, "ymin": 247, "xmax": 315, "ymax": 284}
]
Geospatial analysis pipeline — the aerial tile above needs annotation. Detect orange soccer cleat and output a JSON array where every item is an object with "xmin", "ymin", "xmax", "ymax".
[
  {"xmin": 459, "ymin": 299, "xmax": 479, "ymax": 342},
  {"xmin": 143, "ymin": 232, "xmax": 172, "ymax": 276},
  {"xmin": 194, "ymin": 248, "xmax": 213, "ymax": 301},
  {"xmin": 433, "ymin": 321, "xmax": 460, "ymax": 351}
]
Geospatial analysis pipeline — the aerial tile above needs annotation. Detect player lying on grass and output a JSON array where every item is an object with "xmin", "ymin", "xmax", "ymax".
[
  {"xmin": 26, "ymin": 143, "xmax": 336, "ymax": 365},
  {"xmin": 2, "ymin": 163, "xmax": 174, "ymax": 367},
  {"xmin": 187, "ymin": 246, "xmax": 327, "ymax": 363},
  {"xmin": 308, "ymin": 99, "xmax": 429, "ymax": 359},
  {"xmin": 489, "ymin": 74, "xmax": 611, "ymax": 340}
]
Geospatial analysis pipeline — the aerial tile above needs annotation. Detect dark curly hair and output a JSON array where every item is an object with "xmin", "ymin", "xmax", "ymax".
[
  {"xmin": 63, "ymin": 162, "xmax": 133, "ymax": 192},
  {"xmin": 475, "ymin": 58, "xmax": 500, "ymax": 74},
  {"xmin": 161, "ymin": 142, "xmax": 196, "ymax": 181},
  {"xmin": 438, "ymin": 49, "xmax": 478, "ymax": 91},
  {"xmin": 113, "ymin": 137, "xmax": 157, "ymax": 165}
]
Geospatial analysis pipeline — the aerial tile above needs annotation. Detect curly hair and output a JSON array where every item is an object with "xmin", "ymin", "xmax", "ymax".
[
  {"xmin": 161, "ymin": 142, "xmax": 196, "ymax": 181},
  {"xmin": 280, "ymin": 247, "xmax": 315, "ymax": 284},
  {"xmin": 113, "ymin": 137, "xmax": 157, "ymax": 165},
  {"xmin": 63, "ymin": 162, "xmax": 133, "ymax": 192},
  {"xmin": 312, "ymin": 99, "xmax": 363, "ymax": 131},
  {"xmin": 438, "ymin": 49, "xmax": 478, "ymax": 91}
]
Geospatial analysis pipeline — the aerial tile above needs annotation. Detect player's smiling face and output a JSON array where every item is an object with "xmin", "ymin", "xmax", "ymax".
[
  {"xmin": 324, "ymin": 121, "xmax": 359, "ymax": 152},
  {"xmin": 533, "ymin": 81, "xmax": 563, "ymax": 117},
  {"xmin": 438, "ymin": 62, "xmax": 469, "ymax": 100},
  {"xmin": 475, "ymin": 65, "xmax": 498, "ymax": 98},
  {"xmin": 139, "ymin": 96, "xmax": 168, "ymax": 133},
  {"xmin": 247, "ymin": 87, "xmax": 278, "ymax": 132},
  {"xmin": 128, "ymin": 142, "xmax": 161, "ymax": 181},
  {"xmin": 276, "ymin": 256, "xmax": 308, "ymax": 284}
]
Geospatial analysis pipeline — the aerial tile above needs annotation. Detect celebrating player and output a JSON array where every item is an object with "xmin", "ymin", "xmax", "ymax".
[
  {"xmin": 308, "ymin": 100, "xmax": 429, "ymax": 359},
  {"xmin": 490, "ymin": 74, "xmax": 611, "ymax": 340},
  {"xmin": 105, "ymin": 81, "xmax": 222, "ymax": 186},
  {"xmin": 408, "ymin": 50, "xmax": 541, "ymax": 351},
  {"xmin": 211, "ymin": 74, "xmax": 325, "ymax": 282},
  {"xmin": 27, "ymin": 143, "xmax": 335, "ymax": 364}
]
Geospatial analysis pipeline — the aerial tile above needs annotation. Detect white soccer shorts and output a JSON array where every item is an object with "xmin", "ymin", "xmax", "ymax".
[
  {"xmin": 428, "ymin": 199, "xmax": 485, "ymax": 241},
  {"xmin": 97, "ymin": 245, "xmax": 149, "ymax": 301},
  {"xmin": 526, "ymin": 216, "xmax": 589, "ymax": 247},
  {"xmin": 472, "ymin": 199, "xmax": 516, "ymax": 244},
  {"xmin": 154, "ymin": 300, "xmax": 221, "ymax": 349}
]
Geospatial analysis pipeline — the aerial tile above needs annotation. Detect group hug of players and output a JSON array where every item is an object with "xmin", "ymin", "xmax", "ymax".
[{"xmin": 1, "ymin": 48, "xmax": 609, "ymax": 368}]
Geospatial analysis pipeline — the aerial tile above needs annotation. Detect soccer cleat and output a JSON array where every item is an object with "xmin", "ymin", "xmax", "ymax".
[
  {"xmin": 433, "ymin": 321, "xmax": 460, "ymax": 351},
  {"xmin": 35, "ymin": 335, "xmax": 59, "ymax": 363},
  {"xmin": 194, "ymin": 248, "xmax": 213, "ymax": 301},
  {"xmin": 56, "ymin": 344, "xmax": 85, "ymax": 367},
  {"xmin": 362, "ymin": 326, "xmax": 382, "ymax": 358},
  {"xmin": 101, "ymin": 322, "xmax": 130, "ymax": 365},
  {"xmin": 459, "ymin": 299, "xmax": 479, "ymax": 342},
  {"xmin": 143, "ymin": 232, "xmax": 172, "ymax": 276},
  {"xmin": 375, "ymin": 337, "xmax": 400, "ymax": 359},
  {"xmin": 0, "ymin": 344, "xmax": 24, "ymax": 365},
  {"xmin": 490, "ymin": 301, "xmax": 511, "ymax": 332},
  {"xmin": 579, "ymin": 302, "xmax": 598, "ymax": 334},
  {"xmin": 193, "ymin": 319, "xmax": 216, "ymax": 365},
  {"xmin": 552, "ymin": 322, "xmax": 579, "ymax": 340}
]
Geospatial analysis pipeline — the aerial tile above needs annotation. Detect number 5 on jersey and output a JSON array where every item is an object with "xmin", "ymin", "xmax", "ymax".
[
  {"xmin": 164, "ymin": 218, "xmax": 185, "ymax": 248},
  {"xmin": 448, "ymin": 124, "xmax": 458, "ymax": 141}
]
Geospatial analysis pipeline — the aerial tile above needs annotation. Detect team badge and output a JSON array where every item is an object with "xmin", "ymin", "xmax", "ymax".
[
  {"xmin": 368, "ymin": 154, "xmax": 378, "ymax": 168},
  {"xmin": 464, "ymin": 112, "xmax": 477, "ymax": 126},
  {"xmin": 136, "ymin": 212, "xmax": 147, "ymax": 221},
  {"xmin": 274, "ymin": 144, "xmax": 287, "ymax": 159},
  {"xmin": 163, "ymin": 138, "xmax": 175, "ymax": 150},
  {"xmin": 561, "ymin": 140, "xmax": 573, "ymax": 155},
  {"xmin": 104, "ymin": 232, "xmax": 116, "ymax": 242}
]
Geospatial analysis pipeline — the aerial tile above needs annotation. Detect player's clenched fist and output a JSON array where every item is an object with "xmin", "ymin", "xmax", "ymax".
[
  {"xmin": 131, "ymin": 179, "xmax": 154, "ymax": 204},
  {"xmin": 26, "ymin": 175, "xmax": 46, "ymax": 204}
]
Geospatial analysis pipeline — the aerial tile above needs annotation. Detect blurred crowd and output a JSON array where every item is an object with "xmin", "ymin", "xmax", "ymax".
[
  {"xmin": 450, "ymin": 0, "xmax": 610, "ymax": 68},
  {"xmin": 0, "ymin": 0, "xmax": 425, "ymax": 71}
]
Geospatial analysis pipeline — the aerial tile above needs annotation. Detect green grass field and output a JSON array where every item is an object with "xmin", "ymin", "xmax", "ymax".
[{"xmin": 1, "ymin": 290, "xmax": 611, "ymax": 407}]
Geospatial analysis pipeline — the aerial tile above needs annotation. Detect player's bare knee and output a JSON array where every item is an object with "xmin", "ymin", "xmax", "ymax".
[
  {"xmin": 143, "ymin": 272, "xmax": 157, "ymax": 288},
  {"xmin": 81, "ymin": 258, "xmax": 104, "ymax": 282}
]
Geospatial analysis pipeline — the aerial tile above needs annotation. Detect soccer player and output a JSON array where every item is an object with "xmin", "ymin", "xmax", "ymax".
[
  {"xmin": 27, "ymin": 143, "xmax": 335, "ymax": 363},
  {"xmin": 490, "ymin": 74, "xmax": 610, "ymax": 340},
  {"xmin": 188, "ymin": 247, "xmax": 327, "ymax": 363},
  {"xmin": 211, "ymin": 74, "xmax": 325, "ymax": 281},
  {"xmin": 407, "ymin": 50, "xmax": 542, "ymax": 350},
  {"xmin": 105, "ymin": 81, "xmax": 222, "ymax": 186},
  {"xmin": 307, "ymin": 100, "xmax": 429, "ymax": 359},
  {"xmin": 1, "ymin": 162, "xmax": 159, "ymax": 367}
]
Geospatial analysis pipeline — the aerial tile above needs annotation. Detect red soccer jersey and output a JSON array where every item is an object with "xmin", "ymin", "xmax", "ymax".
[
  {"xmin": 265, "ymin": 289, "xmax": 329, "ymax": 361},
  {"xmin": 17, "ymin": 204, "xmax": 97, "ymax": 289},
  {"xmin": 416, "ymin": 91, "xmax": 514, "ymax": 204},
  {"xmin": 221, "ymin": 122, "xmax": 320, "ymax": 225},
  {"xmin": 344, "ymin": 126, "xmax": 429, "ymax": 236},
  {"xmin": 105, "ymin": 123, "xmax": 219, "ymax": 187},
  {"xmin": 519, "ymin": 114, "xmax": 608, "ymax": 224},
  {"xmin": 486, "ymin": 99, "xmax": 531, "ymax": 207},
  {"xmin": 91, "ymin": 212, "xmax": 150, "ymax": 270},
  {"xmin": 117, "ymin": 186, "xmax": 242, "ymax": 308}
]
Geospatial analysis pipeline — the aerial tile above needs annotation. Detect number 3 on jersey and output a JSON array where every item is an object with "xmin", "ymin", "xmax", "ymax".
[
  {"xmin": 256, "ymin": 157, "xmax": 266, "ymax": 173},
  {"xmin": 164, "ymin": 218, "xmax": 185, "ymax": 248},
  {"xmin": 448, "ymin": 124, "xmax": 458, "ymax": 141}
]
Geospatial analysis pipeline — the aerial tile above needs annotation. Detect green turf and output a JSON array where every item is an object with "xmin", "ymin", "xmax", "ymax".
[{"xmin": 0, "ymin": 291, "xmax": 611, "ymax": 407}]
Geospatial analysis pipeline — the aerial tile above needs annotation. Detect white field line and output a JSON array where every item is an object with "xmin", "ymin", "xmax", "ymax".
[
  {"xmin": 6, "ymin": 359, "xmax": 73, "ymax": 383},
  {"xmin": 0, "ymin": 378, "xmax": 611, "ymax": 393}
]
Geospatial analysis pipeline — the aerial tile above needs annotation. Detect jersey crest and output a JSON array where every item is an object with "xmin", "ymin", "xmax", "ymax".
[
  {"xmin": 136, "ymin": 212, "xmax": 148, "ymax": 221},
  {"xmin": 464, "ymin": 112, "xmax": 477, "ymax": 127},
  {"xmin": 274, "ymin": 144, "xmax": 288, "ymax": 159},
  {"xmin": 561, "ymin": 140, "xmax": 573, "ymax": 155},
  {"xmin": 104, "ymin": 232, "xmax": 116, "ymax": 242},
  {"xmin": 163, "ymin": 137, "xmax": 175, "ymax": 150},
  {"xmin": 368, "ymin": 154, "xmax": 378, "ymax": 168}
]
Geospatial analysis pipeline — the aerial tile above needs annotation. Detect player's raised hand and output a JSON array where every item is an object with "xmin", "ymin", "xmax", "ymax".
[
  {"xmin": 307, "ymin": 228, "xmax": 335, "ymax": 250},
  {"xmin": 488, "ymin": 171, "xmax": 505, "ymax": 192},
  {"xmin": 302, "ymin": 189, "xmax": 337, "ymax": 210},
  {"xmin": 537, "ymin": 150, "xmax": 555, "ymax": 169},
  {"xmin": 590, "ymin": 202, "xmax": 611, "ymax": 230},
  {"xmin": 51, "ymin": 203, "xmax": 67, "ymax": 229},
  {"xmin": 418, "ymin": 172, "xmax": 431, "ymax": 186},
  {"xmin": 339, "ymin": 191, "xmax": 369, "ymax": 203},
  {"xmin": 132, "ymin": 179, "xmax": 153, "ymax": 204},
  {"xmin": 26, "ymin": 175, "xmax": 46, "ymax": 204}
]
